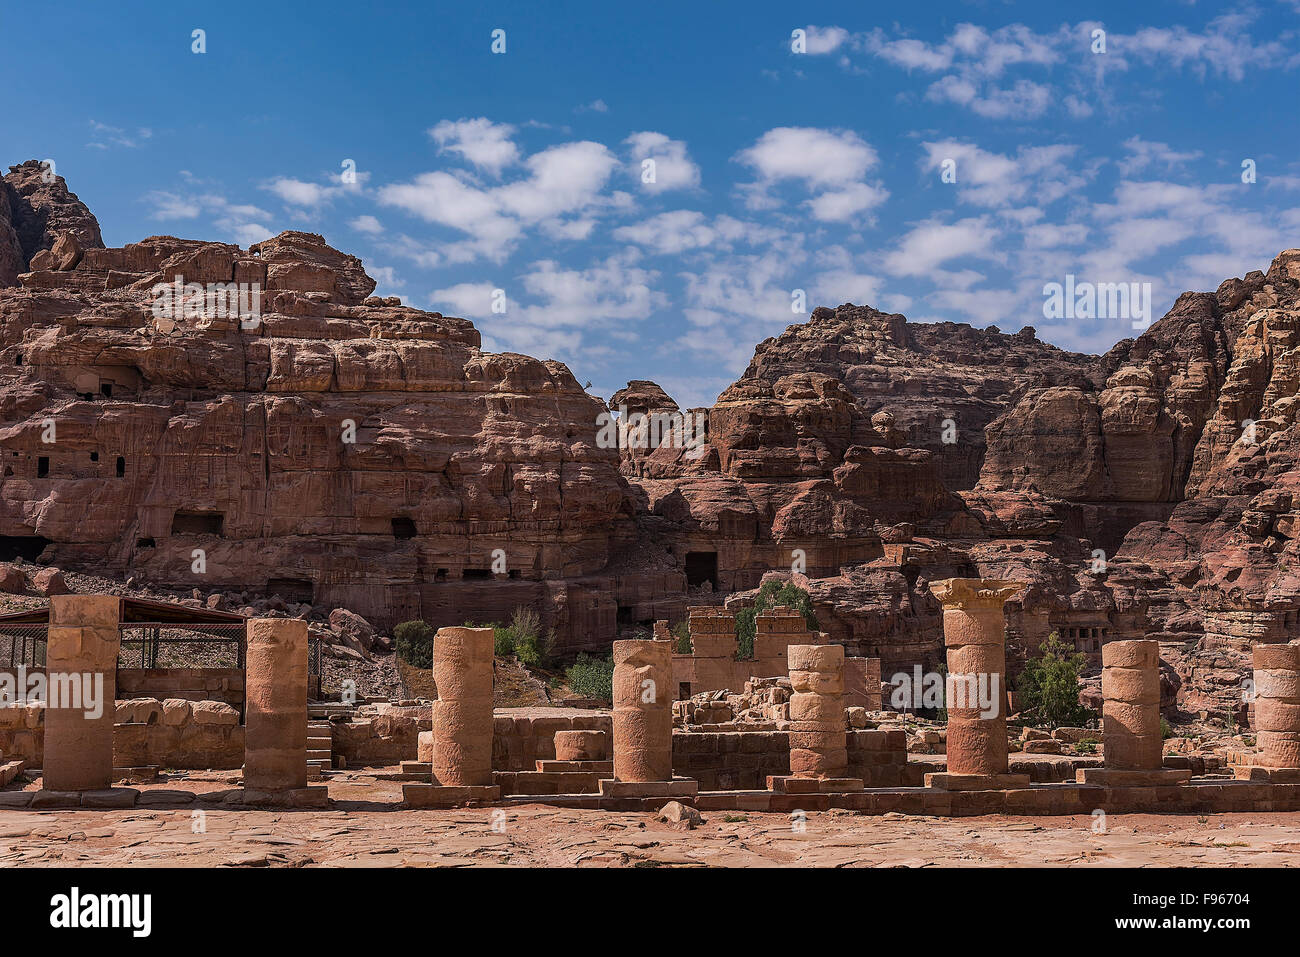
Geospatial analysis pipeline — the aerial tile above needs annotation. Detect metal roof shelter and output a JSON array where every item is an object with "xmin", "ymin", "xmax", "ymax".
[
  {"xmin": 0, "ymin": 597, "xmax": 320, "ymax": 678},
  {"xmin": 0, "ymin": 595, "xmax": 246, "ymax": 626}
]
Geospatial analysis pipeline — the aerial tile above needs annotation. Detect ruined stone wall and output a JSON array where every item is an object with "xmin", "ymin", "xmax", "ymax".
[
  {"xmin": 671, "ymin": 728, "xmax": 909, "ymax": 790},
  {"xmin": 0, "ymin": 697, "xmax": 243, "ymax": 769}
]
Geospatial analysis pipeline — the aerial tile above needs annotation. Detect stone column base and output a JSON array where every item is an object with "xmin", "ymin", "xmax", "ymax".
[
  {"xmin": 924, "ymin": 772, "xmax": 1031, "ymax": 791},
  {"xmin": 402, "ymin": 783, "xmax": 502, "ymax": 807},
  {"xmin": 1076, "ymin": 768, "xmax": 1192, "ymax": 786},
  {"xmin": 1232, "ymin": 765, "xmax": 1300, "ymax": 783},
  {"xmin": 766, "ymin": 775, "xmax": 865, "ymax": 794},
  {"xmin": 597, "ymin": 777, "xmax": 697, "ymax": 799}
]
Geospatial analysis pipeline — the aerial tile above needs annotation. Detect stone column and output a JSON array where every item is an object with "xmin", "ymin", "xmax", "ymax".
[
  {"xmin": 244, "ymin": 617, "xmax": 308, "ymax": 792},
  {"xmin": 43, "ymin": 595, "xmax": 120, "ymax": 792},
  {"xmin": 1078, "ymin": 638, "xmax": 1190, "ymax": 785},
  {"xmin": 1252, "ymin": 643, "xmax": 1300, "ymax": 769},
  {"xmin": 925, "ymin": 579, "xmax": 1029, "ymax": 790},
  {"xmin": 430, "ymin": 626, "xmax": 495, "ymax": 787},
  {"xmin": 788, "ymin": 643, "xmax": 847, "ymax": 778},
  {"xmin": 611, "ymin": 638, "xmax": 673, "ymax": 782},
  {"xmin": 1101, "ymin": 640, "xmax": 1162, "ymax": 769}
]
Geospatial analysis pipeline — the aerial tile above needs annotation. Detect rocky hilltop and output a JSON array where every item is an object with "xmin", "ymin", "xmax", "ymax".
[{"xmin": 3, "ymin": 160, "xmax": 1299, "ymax": 718}]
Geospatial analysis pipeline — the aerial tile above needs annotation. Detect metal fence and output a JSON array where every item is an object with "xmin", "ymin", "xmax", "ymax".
[
  {"xmin": 0, "ymin": 624, "xmax": 48, "ymax": 668},
  {"xmin": 1, "ymin": 621, "xmax": 321, "ymax": 676}
]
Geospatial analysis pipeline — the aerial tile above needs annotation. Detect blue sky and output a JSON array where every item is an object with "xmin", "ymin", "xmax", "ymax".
[{"xmin": 8, "ymin": 0, "xmax": 1300, "ymax": 408}]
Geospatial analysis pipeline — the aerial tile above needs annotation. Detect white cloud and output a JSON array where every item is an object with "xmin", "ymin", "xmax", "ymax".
[
  {"xmin": 429, "ymin": 118, "xmax": 520, "ymax": 175},
  {"xmin": 350, "ymin": 214, "xmax": 384, "ymax": 235},
  {"xmin": 143, "ymin": 189, "xmax": 273, "ymax": 247},
  {"xmin": 380, "ymin": 138, "xmax": 620, "ymax": 263},
  {"xmin": 881, "ymin": 217, "xmax": 1003, "ymax": 277},
  {"xmin": 920, "ymin": 141, "xmax": 1083, "ymax": 207},
  {"xmin": 614, "ymin": 210, "xmax": 716, "ymax": 254},
  {"xmin": 1117, "ymin": 137, "xmax": 1202, "ymax": 177},
  {"xmin": 736, "ymin": 127, "xmax": 887, "ymax": 222},
  {"xmin": 799, "ymin": 25, "xmax": 851, "ymax": 55},
  {"xmin": 624, "ymin": 131, "xmax": 701, "ymax": 193},
  {"xmin": 430, "ymin": 281, "xmax": 498, "ymax": 319}
]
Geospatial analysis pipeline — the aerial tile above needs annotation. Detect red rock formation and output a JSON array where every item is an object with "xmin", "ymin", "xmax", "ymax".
[
  {"xmin": 1, "ymin": 161, "xmax": 104, "ymax": 286},
  {"xmin": 0, "ymin": 179, "xmax": 640, "ymax": 649},
  {"xmin": 4, "ymin": 160, "xmax": 1300, "ymax": 719}
]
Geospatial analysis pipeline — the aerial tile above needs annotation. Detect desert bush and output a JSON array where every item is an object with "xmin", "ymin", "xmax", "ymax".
[
  {"xmin": 566, "ymin": 653, "xmax": 614, "ymax": 701},
  {"xmin": 394, "ymin": 620, "xmax": 435, "ymax": 669}
]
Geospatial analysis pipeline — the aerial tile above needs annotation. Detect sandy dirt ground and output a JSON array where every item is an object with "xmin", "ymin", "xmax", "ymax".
[{"xmin": 3, "ymin": 773, "xmax": 1300, "ymax": 867}]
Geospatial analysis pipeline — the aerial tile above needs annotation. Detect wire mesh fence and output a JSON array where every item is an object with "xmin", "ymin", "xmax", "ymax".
[
  {"xmin": 0, "ymin": 624, "xmax": 48, "ymax": 668},
  {"xmin": 1, "ymin": 621, "xmax": 321, "ymax": 676}
]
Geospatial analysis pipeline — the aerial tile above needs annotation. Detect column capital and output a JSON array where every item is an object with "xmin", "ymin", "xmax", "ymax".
[{"xmin": 929, "ymin": 578, "xmax": 1024, "ymax": 609}]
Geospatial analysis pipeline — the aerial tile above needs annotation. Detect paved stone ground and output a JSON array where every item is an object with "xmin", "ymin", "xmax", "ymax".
[{"xmin": 3, "ymin": 771, "xmax": 1300, "ymax": 867}]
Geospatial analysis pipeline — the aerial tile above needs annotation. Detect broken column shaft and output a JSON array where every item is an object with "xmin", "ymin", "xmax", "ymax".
[
  {"xmin": 42, "ymin": 595, "xmax": 121, "ymax": 792},
  {"xmin": 787, "ymin": 643, "xmax": 847, "ymax": 778},
  {"xmin": 1101, "ymin": 640, "xmax": 1162, "ymax": 770},
  {"xmin": 1253, "ymin": 643, "xmax": 1300, "ymax": 769},
  {"xmin": 611, "ymin": 638, "xmax": 673, "ymax": 782},
  {"xmin": 430, "ymin": 627, "xmax": 495, "ymax": 787},
  {"xmin": 244, "ymin": 617, "xmax": 308, "ymax": 791}
]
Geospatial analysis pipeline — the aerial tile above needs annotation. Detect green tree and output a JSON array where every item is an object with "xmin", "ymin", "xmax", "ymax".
[
  {"xmin": 1015, "ymin": 633, "xmax": 1093, "ymax": 728},
  {"xmin": 393, "ymin": 620, "xmax": 435, "ymax": 669},
  {"xmin": 734, "ymin": 581, "xmax": 820, "ymax": 660}
]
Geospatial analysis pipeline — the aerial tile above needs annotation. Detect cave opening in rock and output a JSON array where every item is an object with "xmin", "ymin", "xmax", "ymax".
[
  {"xmin": 171, "ymin": 510, "xmax": 224, "ymax": 536},
  {"xmin": 685, "ymin": 551, "xmax": 719, "ymax": 589},
  {"xmin": 116, "ymin": 456, "xmax": 125, "ymax": 477},
  {"xmin": 37, "ymin": 456, "xmax": 48, "ymax": 478},
  {"xmin": 462, "ymin": 568, "xmax": 491, "ymax": 580},
  {"xmin": 391, "ymin": 517, "xmax": 417, "ymax": 539},
  {"xmin": 0, "ymin": 535, "xmax": 52, "ymax": 561}
]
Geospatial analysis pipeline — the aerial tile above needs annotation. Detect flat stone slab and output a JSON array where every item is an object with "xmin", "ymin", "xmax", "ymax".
[
  {"xmin": 597, "ymin": 777, "xmax": 697, "ymax": 799},
  {"xmin": 1232, "ymin": 765, "xmax": 1300, "ymax": 783},
  {"xmin": 29, "ymin": 789, "xmax": 84, "ymax": 809},
  {"xmin": 137, "ymin": 789, "xmax": 197, "ymax": 805},
  {"xmin": 767, "ymin": 775, "xmax": 866, "ymax": 794},
  {"xmin": 1077, "ymin": 768, "xmax": 1194, "ymax": 786},
  {"xmin": 222, "ymin": 787, "xmax": 329, "ymax": 808},
  {"xmin": 0, "ymin": 790, "xmax": 34, "ymax": 808},
  {"xmin": 924, "ymin": 772, "xmax": 1033, "ymax": 791},
  {"xmin": 403, "ymin": 784, "xmax": 502, "ymax": 807},
  {"xmin": 81, "ymin": 788, "xmax": 141, "ymax": 809}
]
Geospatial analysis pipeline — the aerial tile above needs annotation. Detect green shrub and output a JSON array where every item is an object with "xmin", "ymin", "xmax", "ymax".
[
  {"xmin": 492, "ymin": 624, "xmax": 515, "ymax": 657},
  {"xmin": 735, "ymin": 580, "xmax": 820, "ymax": 659},
  {"xmin": 566, "ymin": 653, "xmax": 614, "ymax": 701},
  {"xmin": 503, "ymin": 607, "xmax": 551, "ymax": 667},
  {"xmin": 1014, "ymin": 633, "xmax": 1093, "ymax": 728},
  {"xmin": 394, "ymin": 620, "xmax": 435, "ymax": 669},
  {"xmin": 671, "ymin": 620, "xmax": 692, "ymax": 654},
  {"xmin": 1160, "ymin": 717, "xmax": 1173, "ymax": 740}
]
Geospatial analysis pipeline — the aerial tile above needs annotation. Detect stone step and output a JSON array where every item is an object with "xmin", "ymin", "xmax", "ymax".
[
  {"xmin": 307, "ymin": 749, "xmax": 331, "ymax": 761},
  {"xmin": 307, "ymin": 736, "xmax": 332, "ymax": 748}
]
